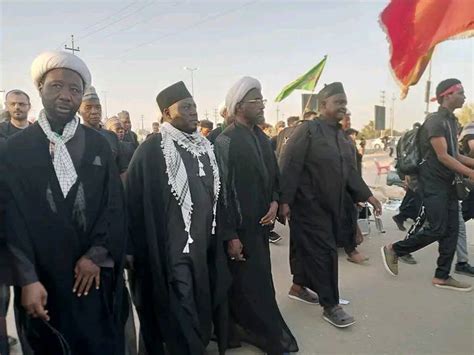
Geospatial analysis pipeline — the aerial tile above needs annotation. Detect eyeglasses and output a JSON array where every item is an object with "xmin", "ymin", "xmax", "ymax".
[{"xmin": 242, "ymin": 98, "xmax": 267, "ymax": 105}]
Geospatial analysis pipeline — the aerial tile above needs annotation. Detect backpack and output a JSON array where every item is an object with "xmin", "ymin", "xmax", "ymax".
[{"xmin": 395, "ymin": 122, "xmax": 426, "ymax": 177}]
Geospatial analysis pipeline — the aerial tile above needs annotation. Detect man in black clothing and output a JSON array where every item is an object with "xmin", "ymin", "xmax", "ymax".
[
  {"xmin": 215, "ymin": 76, "xmax": 298, "ymax": 354},
  {"xmin": 279, "ymin": 82, "xmax": 382, "ymax": 328},
  {"xmin": 0, "ymin": 90, "xmax": 31, "ymax": 139},
  {"xmin": 119, "ymin": 110, "xmax": 139, "ymax": 148},
  {"xmin": 5, "ymin": 51, "xmax": 127, "ymax": 354},
  {"xmin": 79, "ymin": 86, "xmax": 129, "ymax": 178},
  {"xmin": 126, "ymin": 81, "xmax": 230, "ymax": 355},
  {"xmin": 0, "ymin": 89, "xmax": 31, "ymax": 353},
  {"xmin": 382, "ymin": 78, "xmax": 473, "ymax": 291},
  {"xmin": 207, "ymin": 102, "xmax": 233, "ymax": 144},
  {"xmin": 275, "ymin": 111, "xmax": 316, "ymax": 160}
]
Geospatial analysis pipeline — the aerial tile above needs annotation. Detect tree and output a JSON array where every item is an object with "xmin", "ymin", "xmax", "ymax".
[
  {"xmin": 455, "ymin": 102, "xmax": 474, "ymax": 126},
  {"xmin": 360, "ymin": 120, "xmax": 379, "ymax": 139}
]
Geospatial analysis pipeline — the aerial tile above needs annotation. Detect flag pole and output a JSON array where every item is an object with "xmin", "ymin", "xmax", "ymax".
[{"xmin": 302, "ymin": 89, "xmax": 316, "ymax": 115}]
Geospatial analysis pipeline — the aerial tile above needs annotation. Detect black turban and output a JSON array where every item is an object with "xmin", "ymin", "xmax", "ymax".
[
  {"xmin": 317, "ymin": 82, "xmax": 345, "ymax": 100},
  {"xmin": 156, "ymin": 81, "xmax": 192, "ymax": 112}
]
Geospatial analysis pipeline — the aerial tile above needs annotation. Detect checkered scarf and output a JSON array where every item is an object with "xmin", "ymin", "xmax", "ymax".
[
  {"xmin": 160, "ymin": 122, "xmax": 220, "ymax": 253},
  {"xmin": 38, "ymin": 109, "xmax": 79, "ymax": 198}
]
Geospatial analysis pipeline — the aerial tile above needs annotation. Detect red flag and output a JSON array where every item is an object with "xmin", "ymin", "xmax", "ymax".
[{"xmin": 380, "ymin": 0, "xmax": 474, "ymax": 98}]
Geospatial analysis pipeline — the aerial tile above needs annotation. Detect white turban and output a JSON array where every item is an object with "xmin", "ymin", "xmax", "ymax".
[
  {"xmin": 225, "ymin": 76, "xmax": 261, "ymax": 116},
  {"xmin": 218, "ymin": 101, "xmax": 227, "ymax": 118},
  {"xmin": 31, "ymin": 51, "xmax": 92, "ymax": 90}
]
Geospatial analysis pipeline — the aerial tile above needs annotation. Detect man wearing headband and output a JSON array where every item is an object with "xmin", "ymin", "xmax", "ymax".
[
  {"xmin": 279, "ymin": 82, "xmax": 382, "ymax": 328},
  {"xmin": 215, "ymin": 76, "xmax": 298, "ymax": 354},
  {"xmin": 382, "ymin": 78, "xmax": 473, "ymax": 291},
  {"xmin": 3, "ymin": 51, "xmax": 127, "ymax": 354},
  {"xmin": 126, "ymin": 81, "xmax": 230, "ymax": 354}
]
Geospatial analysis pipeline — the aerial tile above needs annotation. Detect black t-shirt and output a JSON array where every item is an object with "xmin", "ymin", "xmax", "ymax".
[
  {"xmin": 0, "ymin": 121, "xmax": 29, "ymax": 139},
  {"xmin": 418, "ymin": 107, "xmax": 458, "ymax": 191}
]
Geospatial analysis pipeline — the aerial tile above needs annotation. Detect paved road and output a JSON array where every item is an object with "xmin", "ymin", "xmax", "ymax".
[{"xmin": 7, "ymin": 152, "xmax": 474, "ymax": 354}]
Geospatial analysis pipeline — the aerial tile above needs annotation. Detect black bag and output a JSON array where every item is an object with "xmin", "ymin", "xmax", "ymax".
[{"xmin": 395, "ymin": 123, "xmax": 425, "ymax": 176}]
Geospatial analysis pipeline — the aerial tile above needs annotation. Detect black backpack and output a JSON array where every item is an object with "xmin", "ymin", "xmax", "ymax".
[{"xmin": 395, "ymin": 122, "xmax": 426, "ymax": 176}]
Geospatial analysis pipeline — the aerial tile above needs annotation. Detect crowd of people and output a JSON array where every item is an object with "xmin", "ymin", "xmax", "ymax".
[{"xmin": 0, "ymin": 50, "xmax": 472, "ymax": 355}]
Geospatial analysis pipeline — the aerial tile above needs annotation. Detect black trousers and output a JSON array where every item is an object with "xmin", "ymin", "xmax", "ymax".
[
  {"xmin": 398, "ymin": 188, "xmax": 422, "ymax": 221},
  {"xmin": 393, "ymin": 190, "xmax": 458, "ymax": 279},
  {"xmin": 289, "ymin": 236, "xmax": 305, "ymax": 286}
]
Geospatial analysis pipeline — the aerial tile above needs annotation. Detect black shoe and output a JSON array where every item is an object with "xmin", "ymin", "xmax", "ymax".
[
  {"xmin": 392, "ymin": 215, "xmax": 406, "ymax": 231},
  {"xmin": 455, "ymin": 262, "xmax": 474, "ymax": 277},
  {"xmin": 399, "ymin": 254, "xmax": 417, "ymax": 264},
  {"xmin": 269, "ymin": 231, "xmax": 282, "ymax": 244}
]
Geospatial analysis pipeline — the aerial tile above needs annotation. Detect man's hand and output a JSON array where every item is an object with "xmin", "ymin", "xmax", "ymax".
[
  {"xmin": 368, "ymin": 196, "xmax": 382, "ymax": 216},
  {"xmin": 468, "ymin": 171, "xmax": 474, "ymax": 182},
  {"xmin": 73, "ymin": 256, "xmax": 100, "ymax": 297},
  {"xmin": 22, "ymin": 282, "xmax": 49, "ymax": 321},
  {"xmin": 227, "ymin": 238, "xmax": 245, "ymax": 261},
  {"xmin": 278, "ymin": 203, "xmax": 291, "ymax": 225},
  {"xmin": 260, "ymin": 201, "xmax": 278, "ymax": 226}
]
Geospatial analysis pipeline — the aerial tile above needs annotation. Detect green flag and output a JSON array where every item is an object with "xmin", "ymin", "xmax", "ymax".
[{"xmin": 274, "ymin": 55, "xmax": 327, "ymax": 102}]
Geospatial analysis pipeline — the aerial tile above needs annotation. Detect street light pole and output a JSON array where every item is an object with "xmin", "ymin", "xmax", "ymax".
[{"xmin": 183, "ymin": 66, "xmax": 198, "ymax": 96}]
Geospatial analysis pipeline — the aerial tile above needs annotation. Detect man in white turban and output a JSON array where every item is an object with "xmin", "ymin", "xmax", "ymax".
[
  {"xmin": 3, "ymin": 51, "xmax": 127, "ymax": 354},
  {"xmin": 214, "ymin": 77, "xmax": 298, "ymax": 353}
]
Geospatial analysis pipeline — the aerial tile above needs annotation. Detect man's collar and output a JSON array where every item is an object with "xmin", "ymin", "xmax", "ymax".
[{"xmin": 319, "ymin": 116, "xmax": 342, "ymax": 129}]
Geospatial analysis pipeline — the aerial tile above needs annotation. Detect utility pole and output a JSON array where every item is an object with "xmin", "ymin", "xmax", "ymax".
[
  {"xmin": 141, "ymin": 115, "xmax": 144, "ymax": 130},
  {"xmin": 424, "ymin": 61, "xmax": 433, "ymax": 115},
  {"xmin": 276, "ymin": 106, "xmax": 280, "ymax": 122},
  {"xmin": 204, "ymin": 110, "xmax": 209, "ymax": 120},
  {"xmin": 64, "ymin": 35, "xmax": 80, "ymax": 55},
  {"xmin": 0, "ymin": 90, "xmax": 5, "ymax": 110},
  {"xmin": 390, "ymin": 93, "xmax": 396, "ymax": 136},
  {"xmin": 213, "ymin": 108, "xmax": 218, "ymax": 124},
  {"xmin": 101, "ymin": 91, "xmax": 108, "ymax": 118},
  {"xmin": 183, "ymin": 67, "xmax": 198, "ymax": 96}
]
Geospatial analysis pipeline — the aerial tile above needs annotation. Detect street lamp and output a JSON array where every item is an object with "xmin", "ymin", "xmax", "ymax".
[{"xmin": 183, "ymin": 66, "xmax": 198, "ymax": 96}]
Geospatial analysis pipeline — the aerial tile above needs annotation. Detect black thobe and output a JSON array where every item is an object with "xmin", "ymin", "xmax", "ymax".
[
  {"xmin": 279, "ymin": 119, "xmax": 371, "ymax": 307},
  {"xmin": 214, "ymin": 122, "xmax": 298, "ymax": 355},
  {"xmin": 125, "ymin": 134, "xmax": 231, "ymax": 355},
  {"xmin": 123, "ymin": 130, "xmax": 139, "ymax": 149},
  {"xmin": 4, "ymin": 123, "xmax": 127, "ymax": 355}
]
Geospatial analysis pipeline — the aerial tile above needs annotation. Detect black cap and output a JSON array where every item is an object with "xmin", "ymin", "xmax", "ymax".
[
  {"xmin": 156, "ymin": 81, "xmax": 192, "ymax": 112},
  {"xmin": 317, "ymin": 82, "xmax": 345, "ymax": 100}
]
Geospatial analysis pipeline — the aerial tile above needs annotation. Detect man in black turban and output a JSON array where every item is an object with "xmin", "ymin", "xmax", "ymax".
[
  {"xmin": 126, "ymin": 81, "xmax": 231, "ymax": 354},
  {"xmin": 279, "ymin": 82, "xmax": 382, "ymax": 328}
]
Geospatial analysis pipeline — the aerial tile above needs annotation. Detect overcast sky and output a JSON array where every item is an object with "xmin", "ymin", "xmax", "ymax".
[{"xmin": 1, "ymin": 0, "xmax": 472, "ymax": 131}]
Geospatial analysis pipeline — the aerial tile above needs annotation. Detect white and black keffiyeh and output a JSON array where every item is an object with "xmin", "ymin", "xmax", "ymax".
[
  {"xmin": 160, "ymin": 122, "xmax": 220, "ymax": 253},
  {"xmin": 38, "ymin": 109, "xmax": 79, "ymax": 198}
]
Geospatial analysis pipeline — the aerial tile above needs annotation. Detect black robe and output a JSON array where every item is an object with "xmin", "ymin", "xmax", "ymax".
[
  {"xmin": 125, "ymin": 134, "xmax": 231, "ymax": 355},
  {"xmin": 279, "ymin": 119, "xmax": 371, "ymax": 307},
  {"xmin": 214, "ymin": 122, "xmax": 298, "ymax": 355},
  {"xmin": 4, "ymin": 123, "xmax": 127, "ymax": 355}
]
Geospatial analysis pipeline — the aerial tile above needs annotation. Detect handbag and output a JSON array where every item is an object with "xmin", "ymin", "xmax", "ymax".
[{"xmin": 454, "ymin": 175, "xmax": 470, "ymax": 200}]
